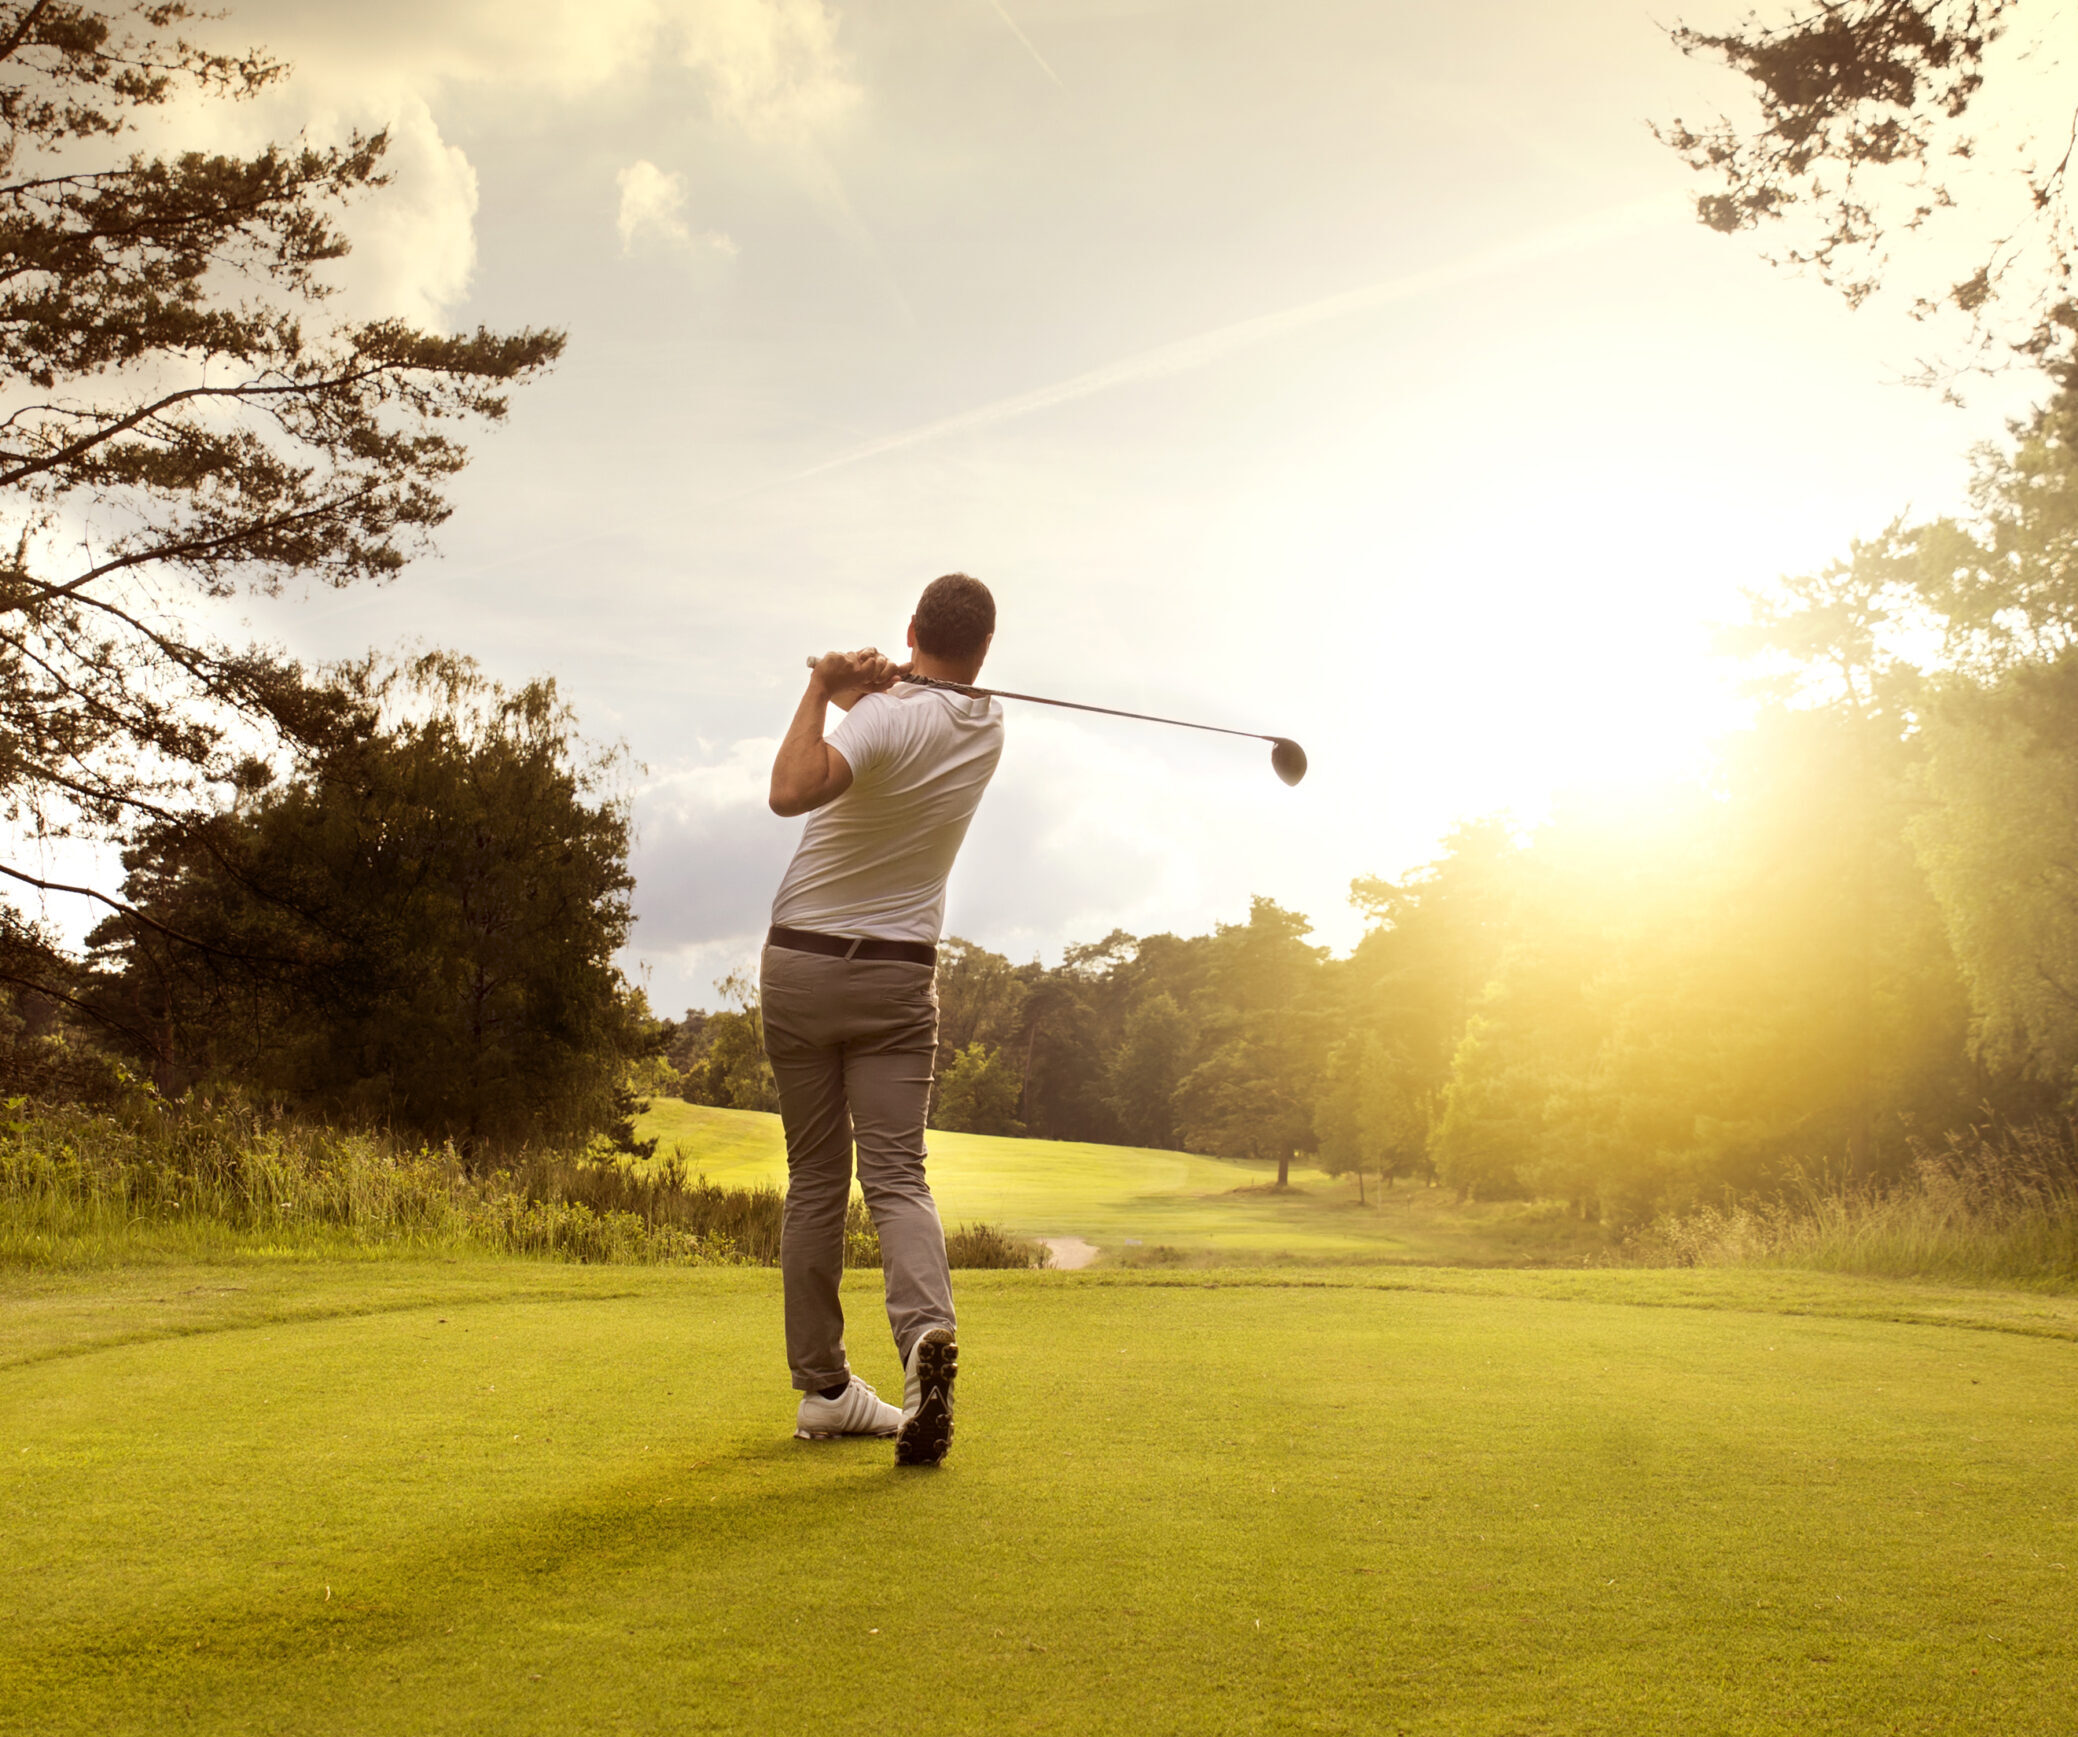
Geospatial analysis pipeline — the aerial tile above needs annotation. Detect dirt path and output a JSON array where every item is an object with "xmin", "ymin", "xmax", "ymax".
[{"xmin": 1040, "ymin": 1237, "xmax": 1099, "ymax": 1270}]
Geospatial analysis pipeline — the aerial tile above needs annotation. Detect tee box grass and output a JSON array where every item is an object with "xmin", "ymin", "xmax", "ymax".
[
  {"xmin": 3, "ymin": 1258, "xmax": 2073, "ymax": 1735},
  {"xmin": 637, "ymin": 1101, "xmax": 1614, "ymax": 1265}
]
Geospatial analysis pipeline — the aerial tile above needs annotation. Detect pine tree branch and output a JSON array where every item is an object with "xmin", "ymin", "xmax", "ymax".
[
  {"xmin": 0, "ymin": 370, "xmax": 385, "ymax": 491},
  {"xmin": 0, "ymin": 961, "xmax": 157, "ymax": 1057},
  {"xmin": 0, "ymin": 2, "xmax": 55, "ymax": 68},
  {"xmin": 0, "ymin": 857, "xmax": 264, "ymax": 959},
  {"xmin": 22, "ymin": 480, "xmax": 392, "ymax": 599}
]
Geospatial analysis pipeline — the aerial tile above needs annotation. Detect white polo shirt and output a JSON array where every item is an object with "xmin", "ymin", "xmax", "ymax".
[{"xmin": 770, "ymin": 682, "xmax": 1005, "ymax": 945}]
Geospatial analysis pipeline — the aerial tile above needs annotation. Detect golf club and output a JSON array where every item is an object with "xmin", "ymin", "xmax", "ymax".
[{"xmin": 806, "ymin": 657, "xmax": 1307, "ymax": 785}]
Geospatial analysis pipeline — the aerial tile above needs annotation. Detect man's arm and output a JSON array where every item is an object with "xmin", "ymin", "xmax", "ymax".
[{"xmin": 769, "ymin": 649, "xmax": 896, "ymax": 817}]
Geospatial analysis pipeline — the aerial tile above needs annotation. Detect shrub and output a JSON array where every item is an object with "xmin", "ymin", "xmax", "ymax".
[
  {"xmin": 943, "ymin": 1221, "xmax": 1050, "ymax": 1269},
  {"xmin": 0, "ymin": 1098, "xmax": 1029, "ymax": 1272},
  {"xmin": 1627, "ymin": 1122, "xmax": 2078, "ymax": 1290}
]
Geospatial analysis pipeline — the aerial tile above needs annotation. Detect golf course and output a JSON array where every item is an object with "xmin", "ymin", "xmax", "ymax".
[
  {"xmin": 4, "ymin": 1113, "xmax": 2074, "ymax": 1735},
  {"xmin": 11, "ymin": 0, "xmax": 2078, "ymax": 1732}
]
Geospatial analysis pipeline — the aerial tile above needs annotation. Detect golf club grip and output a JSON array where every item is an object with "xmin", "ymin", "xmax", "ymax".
[{"xmin": 801, "ymin": 656, "xmax": 1276, "ymax": 745}]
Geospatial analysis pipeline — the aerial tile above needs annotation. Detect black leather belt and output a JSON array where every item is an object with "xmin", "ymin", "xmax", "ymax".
[{"xmin": 767, "ymin": 925, "xmax": 938, "ymax": 967}]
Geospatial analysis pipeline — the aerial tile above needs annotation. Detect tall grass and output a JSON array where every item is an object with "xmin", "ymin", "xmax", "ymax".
[
  {"xmin": 526, "ymin": 1152, "xmax": 1047, "ymax": 1268},
  {"xmin": 1629, "ymin": 1124, "xmax": 2078, "ymax": 1291},
  {"xmin": 0, "ymin": 1097, "xmax": 1047, "ymax": 1270}
]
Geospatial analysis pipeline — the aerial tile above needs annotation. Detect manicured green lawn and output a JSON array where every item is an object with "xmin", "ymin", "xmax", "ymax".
[
  {"xmin": 3, "ymin": 1260, "xmax": 2072, "ymax": 1735},
  {"xmin": 638, "ymin": 1101, "xmax": 1611, "ymax": 1264}
]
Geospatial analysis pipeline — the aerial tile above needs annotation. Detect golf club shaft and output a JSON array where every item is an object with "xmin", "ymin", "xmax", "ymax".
[{"xmin": 803, "ymin": 658, "xmax": 1277, "ymax": 746}]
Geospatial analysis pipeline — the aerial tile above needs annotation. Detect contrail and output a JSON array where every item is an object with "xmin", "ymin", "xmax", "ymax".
[
  {"xmin": 984, "ymin": 0, "xmax": 1064, "ymax": 88},
  {"xmin": 420, "ymin": 194, "xmax": 1687, "ymax": 589},
  {"xmin": 792, "ymin": 194, "xmax": 1684, "ymax": 484}
]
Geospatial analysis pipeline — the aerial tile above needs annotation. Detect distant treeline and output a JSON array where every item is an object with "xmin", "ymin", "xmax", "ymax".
[{"xmin": 675, "ymin": 377, "xmax": 2078, "ymax": 1225}]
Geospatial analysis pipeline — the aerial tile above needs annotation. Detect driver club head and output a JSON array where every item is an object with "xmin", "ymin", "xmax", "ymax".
[{"xmin": 1270, "ymin": 738, "xmax": 1307, "ymax": 786}]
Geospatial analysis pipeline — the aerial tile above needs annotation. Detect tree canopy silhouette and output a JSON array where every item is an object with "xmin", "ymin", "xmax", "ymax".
[
  {"xmin": 1658, "ymin": 0, "xmax": 2074, "ymax": 382},
  {"xmin": 0, "ymin": 1, "xmax": 563, "ymax": 1009}
]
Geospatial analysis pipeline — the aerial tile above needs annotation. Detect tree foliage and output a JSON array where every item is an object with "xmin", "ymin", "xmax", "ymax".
[
  {"xmin": 932, "ymin": 1041, "xmax": 1024, "ymax": 1137},
  {"xmin": 84, "ymin": 657, "xmax": 649, "ymax": 1152},
  {"xmin": 1107, "ymin": 990, "xmax": 1189, "ymax": 1149},
  {"xmin": 1171, "ymin": 899, "xmax": 1325, "ymax": 1185},
  {"xmin": 1914, "ymin": 638, "xmax": 2078, "ymax": 1086},
  {"xmin": 676, "ymin": 972, "xmax": 778, "ymax": 1114},
  {"xmin": 1658, "ymin": 0, "xmax": 2073, "ymax": 381},
  {"xmin": 1710, "ymin": 375, "xmax": 2078, "ymax": 1112},
  {"xmin": 1313, "ymin": 1032, "xmax": 1425, "ymax": 1199},
  {"xmin": 0, "ymin": 1, "xmax": 562, "ymax": 1002}
]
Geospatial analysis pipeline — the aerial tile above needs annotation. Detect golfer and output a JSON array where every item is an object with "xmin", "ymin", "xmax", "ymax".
[{"xmin": 762, "ymin": 573, "xmax": 1002, "ymax": 1467}]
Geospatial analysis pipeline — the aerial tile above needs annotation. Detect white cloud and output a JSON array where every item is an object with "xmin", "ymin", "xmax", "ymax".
[
  {"xmin": 136, "ymin": 1, "xmax": 857, "ymax": 325},
  {"xmin": 629, "ymin": 741, "xmax": 790, "ymax": 953},
  {"xmin": 122, "ymin": 80, "xmax": 481, "ymax": 330},
  {"xmin": 236, "ymin": 2, "xmax": 860, "ymax": 134},
  {"xmin": 677, "ymin": 0, "xmax": 861, "ymax": 145},
  {"xmin": 616, "ymin": 160, "xmax": 738, "ymax": 258},
  {"xmin": 332, "ymin": 96, "xmax": 480, "ymax": 327},
  {"xmin": 268, "ymin": 0, "xmax": 860, "ymax": 126}
]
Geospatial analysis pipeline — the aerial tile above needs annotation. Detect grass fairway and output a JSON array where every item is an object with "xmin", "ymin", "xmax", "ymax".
[
  {"xmin": 638, "ymin": 1102, "xmax": 1610, "ymax": 1264},
  {"xmin": 4, "ymin": 1262, "xmax": 2074, "ymax": 1735}
]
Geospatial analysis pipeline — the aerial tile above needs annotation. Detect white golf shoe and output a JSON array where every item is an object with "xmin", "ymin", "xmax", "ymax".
[
  {"xmin": 794, "ymin": 1376, "xmax": 901, "ymax": 1441},
  {"xmin": 895, "ymin": 1327, "xmax": 957, "ymax": 1467}
]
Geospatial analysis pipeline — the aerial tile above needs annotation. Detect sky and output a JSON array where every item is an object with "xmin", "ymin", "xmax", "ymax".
[{"xmin": 105, "ymin": 0, "xmax": 2066, "ymax": 1014}]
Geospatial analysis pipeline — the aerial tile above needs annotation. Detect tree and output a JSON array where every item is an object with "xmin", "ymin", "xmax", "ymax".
[
  {"xmin": 1428, "ymin": 1014, "xmax": 1537, "ymax": 1203},
  {"xmin": 1173, "ymin": 1038, "xmax": 1312, "ymax": 1182},
  {"xmin": 1913, "ymin": 384, "xmax": 2078, "ymax": 670},
  {"xmin": 1313, "ymin": 1032, "xmax": 1426, "ymax": 1202},
  {"xmin": 1893, "ymin": 382, "xmax": 2078, "ymax": 1100},
  {"xmin": 931, "ymin": 1041, "xmax": 1024, "ymax": 1137},
  {"xmin": 0, "ymin": 2, "xmax": 562, "ymax": 1010},
  {"xmin": 658, "ymin": 1010, "xmax": 712, "ymax": 1091},
  {"xmin": 86, "ymin": 657, "xmax": 648, "ymax": 1152},
  {"xmin": 1722, "ymin": 375, "xmax": 2078, "ymax": 1123},
  {"xmin": 1658, "ymin": 0, "xmax": 2074, "ymax": 382},
  {"xmin": 1346, "ymin": 818, "xmax": 1522, "ymax": 1090},
  {"xmin": 683, "ymin": 972, "xmax": 778, "ymax": 1114},
  {"xmin": 1106, "ymin": 990, "xmax": 1189, "ymax": 1149},
  {"xmin": 931, "ymin": 936, "xmax": 1028, "ymax": 1103},
  {"xmin": 1912, "ymin": 659, "xmax": 2078, "ymax": 1097},
  {"xmin": 1172, "ymin": 898, "xmax": 1326, "ymax": 1184},
  {"xmin": 1019, "ymin": 929, "xmax": 1145, "ymax": 1143}
]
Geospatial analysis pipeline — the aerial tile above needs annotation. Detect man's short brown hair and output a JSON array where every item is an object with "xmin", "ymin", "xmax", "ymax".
[{"xmin": 912, "ymin": 572, "xmax": 995, "ymax": 661}]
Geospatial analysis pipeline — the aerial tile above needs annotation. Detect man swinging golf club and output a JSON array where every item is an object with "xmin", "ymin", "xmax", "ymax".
[{"xmin": 763, "ymin": 572, "xmax": 1002, "ymax": 1467}]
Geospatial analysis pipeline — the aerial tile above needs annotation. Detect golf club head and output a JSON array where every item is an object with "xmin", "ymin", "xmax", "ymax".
[{"xmin": 1270, "ymin": 738, "xmax": 1307, "ymax": 786}]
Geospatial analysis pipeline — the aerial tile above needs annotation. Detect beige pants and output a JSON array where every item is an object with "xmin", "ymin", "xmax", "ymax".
[{"xmin": 759, "ymin": 944, "xmax": 955, "ymax": 1392}]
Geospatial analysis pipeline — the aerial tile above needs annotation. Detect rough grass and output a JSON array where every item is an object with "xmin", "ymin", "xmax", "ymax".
[
  {"xmin": 0, "ymin": 1101, "xmax": 1045, "ymax": 1272},
  {"xmin": 2, "ymin": 1259, "xmax": 2072, "ymax": 1736},
  {"xmin": 1633, "ymin": 1126, "xmax": 2078, "ymax": 1292}
]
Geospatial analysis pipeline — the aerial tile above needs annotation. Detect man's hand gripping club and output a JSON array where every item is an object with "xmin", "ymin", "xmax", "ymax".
[{"xmin": 768, "ymin": 647, "xmax": 908, "ymax": 817}]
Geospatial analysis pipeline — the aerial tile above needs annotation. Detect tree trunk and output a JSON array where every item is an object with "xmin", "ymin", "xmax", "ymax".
[
  {"xmin": 1276, "ymin": 1150, "xmax": 1290, "ymax": 1188},
  {"xmin": 1356, "ymin": 1167, "xmax": 1366, "ymax": 1205}
]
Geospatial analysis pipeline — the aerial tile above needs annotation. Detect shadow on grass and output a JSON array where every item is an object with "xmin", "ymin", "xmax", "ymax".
[
  {"xmin": 0, "ymin": 1276, "xmax": 646, "ymax": 1373},
  {"xmin": 8, "ymin": 1419, "xmax": 942, "ymax": 1693}
]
